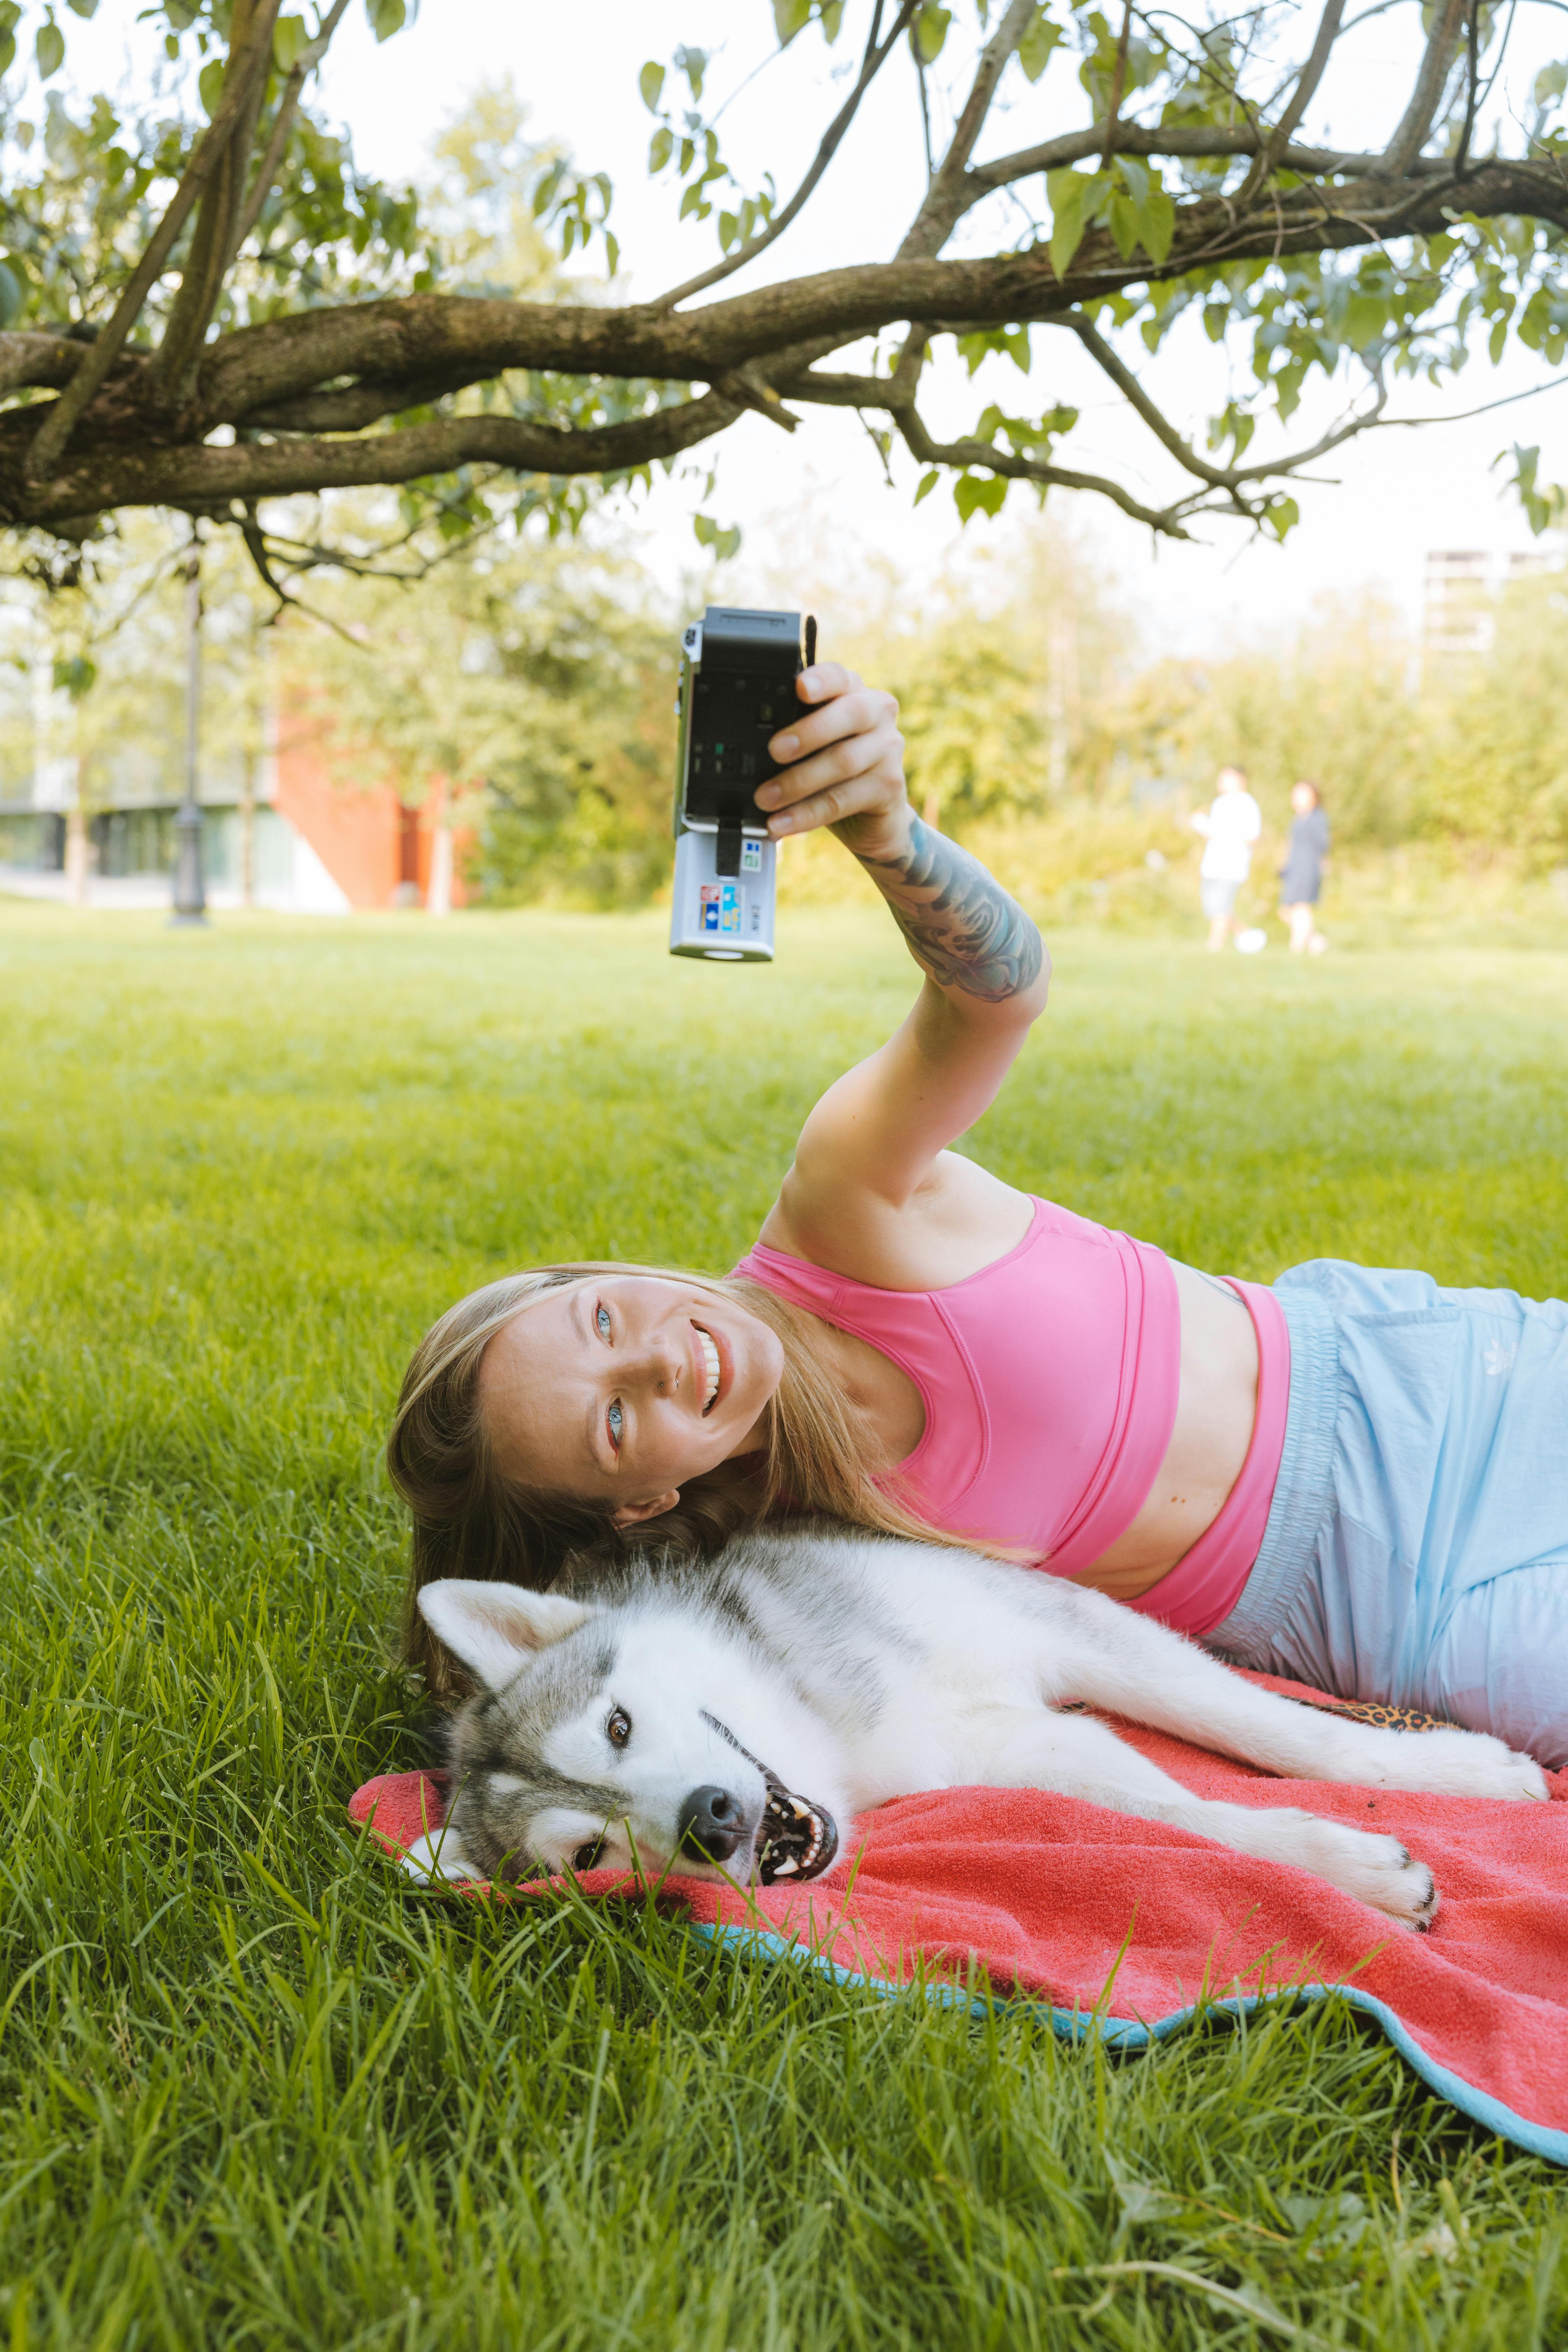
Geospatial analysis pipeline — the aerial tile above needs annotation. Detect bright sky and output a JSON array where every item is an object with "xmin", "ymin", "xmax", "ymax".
[{"xmin": 55, "ymin": 1, "xmax": 1568, "ymax": 650}]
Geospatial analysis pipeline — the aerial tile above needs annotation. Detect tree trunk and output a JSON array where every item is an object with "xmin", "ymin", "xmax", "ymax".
[
  {"xmin": 64, "ymin": 794, "xmax": 88, "ymax": 904},
  {"xmin": 425, "ymin": 776, "xmax": 451, "ymax": 912},
  {"xmin": 239, "ymin": 747, "xmax": 256, "ymax": 909}
]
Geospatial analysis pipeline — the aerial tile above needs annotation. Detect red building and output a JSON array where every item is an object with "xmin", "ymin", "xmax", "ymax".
[{"xmin": 273, "ymin": 722, "xmax": 473, "ymax": 910}]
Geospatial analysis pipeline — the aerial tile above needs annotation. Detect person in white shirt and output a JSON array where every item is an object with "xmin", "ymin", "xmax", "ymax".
[{"xmin": 1190, "ymin": 764, "xmax": 1262, "ymax": 952}]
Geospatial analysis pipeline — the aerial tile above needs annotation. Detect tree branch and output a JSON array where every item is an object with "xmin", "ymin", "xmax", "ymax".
[
  {"xmin": 25, "ymin": 0, "xmax": 284, "ymax": 478},
  {"xmin": 227, "ymin": 0, "xmax": 355, "ymax": 267},
  {"xmin": 964, "ymin": 121, "xmax": 1455, "ymax": 199},
  {"xmin": 893, "ymin": 398, "xmax": 1198, "ymax": 536},
  {"xmin": 191, "ymin": 156, "xmax": 1561, "ymax": 421},
  {"xmin": 1454, "ymin": 0, "xmax": 1482, "ymax": 180},
  {"xmin": 0, "ymin": 333, "xmax": 94, "ymax": 397},
  {"xmin": 898, "ymin": 0, "xmax": 1038, "ymax": 258},
  {"xmin": 154, "ymin": 0, "xmax": 282, "ymax": 405},
  {"xmin": 16, "ymin": 392, "xmax": 746, "ymax": 521},
  {"xmin": 1380, "ymin": 0, "xmax": 1467, "ymax": 174},
  {"xmin": 651, "ymin": 1, "xmax": 918, "ymax": 311},
  {"xmin": 1067, "ymin": 309, "xmax": 1388, "ymax": 491},
  {"xmin": 1233, "ymin": 0, "xmax": 1346, "ymax": 204},
  {"xmin": 1100, "ymin": 0, "xmax": 1136, "ymax": 172}
]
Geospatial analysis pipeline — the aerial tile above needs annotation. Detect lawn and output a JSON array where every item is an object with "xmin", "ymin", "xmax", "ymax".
[{"xmin": 1, "ymin": 896, "xmax": 1566, "ymax": 2349}]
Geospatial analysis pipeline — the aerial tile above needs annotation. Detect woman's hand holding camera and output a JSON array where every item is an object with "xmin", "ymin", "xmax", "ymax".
[{"xmin": 759, "ymin": 664, "xmax": 911, "ymax": 862}]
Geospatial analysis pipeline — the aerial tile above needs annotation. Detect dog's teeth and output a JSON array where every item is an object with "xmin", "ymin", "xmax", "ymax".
[{"xmin": 770, "ymin": 1856, "xmax": 798, "ymax": 1875}]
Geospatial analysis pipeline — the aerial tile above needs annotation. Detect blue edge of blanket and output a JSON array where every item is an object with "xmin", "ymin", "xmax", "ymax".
[{"xmin": 688, "ymin": 1921, "xmax": 1568, "ymax": 2166}]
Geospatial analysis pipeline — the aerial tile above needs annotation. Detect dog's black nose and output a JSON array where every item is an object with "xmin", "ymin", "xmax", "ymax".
[{"xmin": 677, "ymin": 1785, "xmax": 746, "ymax": 1865}]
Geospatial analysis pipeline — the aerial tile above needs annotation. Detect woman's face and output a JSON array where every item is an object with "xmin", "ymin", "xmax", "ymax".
[
  {"xmin": 478, "ymin": 1275, "xmax": 786, "ymax": 1526},
  {"xmin": 1291, "ymin": 782, "xmax": 1317, "ymax": 814}
]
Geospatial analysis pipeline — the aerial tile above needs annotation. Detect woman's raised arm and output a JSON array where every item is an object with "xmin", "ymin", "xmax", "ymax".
[{"xmin": 755, "ymin": 664, "xmax": 1049, "ymax": 1264}]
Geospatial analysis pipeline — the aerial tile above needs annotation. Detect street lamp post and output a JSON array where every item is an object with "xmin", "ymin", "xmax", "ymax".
[{"xmin": 170, "ymin": 524, "xmax": 207, "ymax": 926}]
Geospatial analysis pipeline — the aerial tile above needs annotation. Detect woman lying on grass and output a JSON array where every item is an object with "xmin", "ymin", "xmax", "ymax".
[{"xmin": 390, "ymin": 663, "xmax": 1568, "ymax": 1766}]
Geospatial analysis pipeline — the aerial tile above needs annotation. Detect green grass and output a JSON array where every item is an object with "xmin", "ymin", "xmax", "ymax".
[{"xmin": 2, "ymin": 896, "xmax": 1566, "ymax": 2350}]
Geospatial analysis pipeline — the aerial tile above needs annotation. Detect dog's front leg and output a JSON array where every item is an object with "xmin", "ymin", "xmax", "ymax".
[
  {"xmin": 973, "ymin": 1705, "xmax": 1439, "ymax": 1929},
  {"xmin": 1055, "ymin": 1588, "xmax": 1547, "ymax": 1801}
]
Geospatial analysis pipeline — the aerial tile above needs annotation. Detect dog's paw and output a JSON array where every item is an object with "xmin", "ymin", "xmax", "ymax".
[
  {"xmin": 400, "ymin": 1830, "xmax": 476, "ymax": 1884},
  {"xmin": 1371, "ymin": 1726, "xmax": 1549, "ymax": 1803},
  {"xmin": 1293, "ymin": 1815, "xmax": 1440, "ymax": 1930}
]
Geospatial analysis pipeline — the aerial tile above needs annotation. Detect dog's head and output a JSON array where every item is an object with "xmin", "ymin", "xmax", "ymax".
[{"xmin": 417, "ymin": 1579, "xmax": 837, "ymax": 1886}]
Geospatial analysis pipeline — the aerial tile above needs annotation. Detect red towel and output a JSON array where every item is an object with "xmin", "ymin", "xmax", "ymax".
[{"xmin": 349, "ymin": 1671, "xmax": 1568, "ymax": 2162}]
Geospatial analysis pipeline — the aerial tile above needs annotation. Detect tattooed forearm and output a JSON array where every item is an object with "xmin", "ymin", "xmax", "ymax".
[{"xmin": 856, "ymin": 818, "xmax": 1045, "ymax": 1003}]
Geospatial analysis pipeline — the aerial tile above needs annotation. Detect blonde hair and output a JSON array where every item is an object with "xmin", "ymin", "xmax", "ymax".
[{"xmin": 386, "ymin": 1259, "xmax": 967, "ymax": 1699}]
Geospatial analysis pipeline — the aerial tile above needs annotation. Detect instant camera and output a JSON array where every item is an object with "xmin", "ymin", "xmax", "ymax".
[{"xmin": 668, "ymin": 605, "xmax": 817, "ymax": 962}]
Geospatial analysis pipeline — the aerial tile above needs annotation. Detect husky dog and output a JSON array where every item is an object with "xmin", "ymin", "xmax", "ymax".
[{"xmin": 414, "ymin": 1521, "xmax": 1548, "ymax": 1927}]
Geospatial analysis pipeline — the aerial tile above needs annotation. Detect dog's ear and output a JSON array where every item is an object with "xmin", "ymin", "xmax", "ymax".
[{"xmin": 417, "ymin": 1580, "xmax": 595, "ymax": 1691}]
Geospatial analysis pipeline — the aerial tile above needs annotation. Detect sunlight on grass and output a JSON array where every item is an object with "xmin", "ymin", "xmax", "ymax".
[{"xmin": 2, "ymin": 899, "xmax": 1566, "ymax": 2347}]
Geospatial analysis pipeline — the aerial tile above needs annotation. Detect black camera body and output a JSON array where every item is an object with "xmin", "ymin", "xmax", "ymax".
[{"xmin": 669, "ymin": 606, "xmax": 816, "ymax": 961}]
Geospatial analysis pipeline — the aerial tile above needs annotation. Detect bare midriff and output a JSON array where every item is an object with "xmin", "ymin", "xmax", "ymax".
[{"xmin": 1069, "ymin": 1257, "xmax": 1260, "ymax": 1603}]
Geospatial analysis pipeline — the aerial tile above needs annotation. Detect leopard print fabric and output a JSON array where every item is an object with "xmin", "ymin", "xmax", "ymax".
[{"xmin": 1300, "ymin": 1695, "xmax": 1460, "ymax": 1735}]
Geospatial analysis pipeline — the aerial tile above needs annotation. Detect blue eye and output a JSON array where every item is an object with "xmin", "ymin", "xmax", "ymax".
[
  {"xmin": 596, "ymin": 1304, "xmax": 611, "ymax": 1340},
  {"xmin": 607, "ymin": 1401, "xmax": 623, "ymax": 1449}
]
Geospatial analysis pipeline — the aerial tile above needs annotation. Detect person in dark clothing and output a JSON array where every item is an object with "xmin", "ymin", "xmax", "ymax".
[{"xmin": 1279, "ymin": 779, "xmax": 1330, "ymax": 953}]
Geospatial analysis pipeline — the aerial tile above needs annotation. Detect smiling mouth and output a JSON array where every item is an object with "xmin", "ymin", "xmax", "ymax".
[{"xmin": 694, "ymin": 1322, "xmax": 722, "ymax": 1413}]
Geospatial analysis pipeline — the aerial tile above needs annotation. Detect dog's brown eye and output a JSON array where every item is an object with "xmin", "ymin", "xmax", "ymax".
[
  {"xmin": 606, "ymin": 1706, "xmax": 631, "ymax": 1749},
  {"xmin": 572, "ymin": 1839, "xmax": 604, "ymax": 1872}
]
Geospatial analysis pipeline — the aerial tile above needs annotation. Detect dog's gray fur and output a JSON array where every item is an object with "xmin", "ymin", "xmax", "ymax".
[{"xmin": 415, "ymin": 1521, "xmax": 1548, "ymax": 1926}]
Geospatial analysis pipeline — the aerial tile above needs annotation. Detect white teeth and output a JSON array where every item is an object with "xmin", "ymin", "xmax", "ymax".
[{"xmin": 696, "ymin": 1327, "xmax": 721, "ymax": 1408}]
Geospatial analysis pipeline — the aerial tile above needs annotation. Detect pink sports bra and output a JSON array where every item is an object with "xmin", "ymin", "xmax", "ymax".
[{"xmin": 731, "ymin": 1195, "xmax": 1290, "ymax": 1638}]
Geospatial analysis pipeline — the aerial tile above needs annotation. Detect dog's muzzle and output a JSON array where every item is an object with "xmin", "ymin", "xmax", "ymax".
[{"xmin": 699, "ymin": 1710, "xmax": 839, "ymax": 1884}]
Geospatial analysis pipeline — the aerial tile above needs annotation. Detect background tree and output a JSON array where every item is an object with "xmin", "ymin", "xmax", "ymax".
[
  {"xmin": 0, "ymin": 0, "xmax": 1564, "ymax": 575},
  {"xmin": 287, "ymin": 530, "xmax": 675, "ymax": 909}
]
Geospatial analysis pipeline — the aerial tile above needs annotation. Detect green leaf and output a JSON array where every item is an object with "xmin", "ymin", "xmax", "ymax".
[
  {"xmin": 693, "ymin": 512, "xmax": 741, "ymax": 561},
  {"xmin": 272, "ymin": 13, "xmax": 307, "ymax": 71},
  {"xmin": 1105, "ymin": 188, "xmax": 1138, "ymax": 261},
  {"xmin": 197, "ymin": 56, "xmax": 225, "ymax": 116},
  {"xmin": 35, "ymin": 18, "xmax": 64, "ymax": 79},
  {"xmin": 773, "ymin": 0, "xmax": 812, "ymax": 43},
  {"xmin": 718, "ymin": 210, "xmax": 738, "ymax": 252},
  {"xmin": 1046, "ymin": 167, "xmax": 1097, "ymax": 280},
  {"xmin": 1342, "ymin": 293, "xmax": 1385, "ymax": 349},
  {"xmin": 955, "ymin": 323, "xmax": 1030, "ymax": 376},
  {"xmin": 0, "ymin": 259, "xmax": 21, "ymax": 327},
  {"xmin": 604, "ymin": 230, "xmax": 619, "ymax": 276},
  {"xmin": 911, "ymin": 3, "xmax": 951, "ymax": 63},
  {"xmin": 65, "ymin": 0, "xmax": 97, "ymax": 15},
  {"xmin": 1263, "ymin": 494, "xmax": 1300, "ymax": 541},
  {"xmin": 819, "ymin": 0, "xmax": 844, "ymax": 37},
  {"xmin": 52, "ymin": 653, "xmax": 95, "ymax": 698},
  {"xmin": 648, "ymin": 126, "xmax": 673, "ymax": 175},
  {"xmin": 365, "ymin": 0, "xmax": 405, "ymax": 41},
  {"xmin": 1124, "ymin": 161, "xmax": 1174, "ymax": 264},
  {"xmin": 638, "ymin": 59, "xmax": 665, "ymax": 112},
  {"xmin": 0, "ymin": 30, "xmax": 15, "ymax": 73},
  {"xmin": 913, "ymin": 468, "xmax": 940, "ymax": 504},
  {"xmin": 1017, "ymin": 7, "xmax": 1061, "ymax": 80},
  {"xmin": 953, "ymin": 472, "xmax": 1008, "ymax": 523}
]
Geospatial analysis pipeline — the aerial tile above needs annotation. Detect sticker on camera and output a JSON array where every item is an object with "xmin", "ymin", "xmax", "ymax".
[{"xmin": 741, "ymin": 839, "xmax": 763, "ymax": 873}]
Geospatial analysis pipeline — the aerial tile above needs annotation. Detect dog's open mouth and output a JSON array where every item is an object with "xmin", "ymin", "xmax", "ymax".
[
  {"xmin": 700, "ymin": 1708, "xmax": 839, "ymax": 1884},
  {"xmin": 757, "ymin": 1780, "xmax": 838, "ymax": 1883}
]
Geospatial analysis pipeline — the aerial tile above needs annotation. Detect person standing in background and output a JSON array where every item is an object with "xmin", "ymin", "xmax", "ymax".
[
  {"xmin": 1278, "ymin": 779, "xmax": 1330, "ymax": 954},
  {"xmin": 1190, "ymin": 765, "xmax": 1262, "ymax": 952}
]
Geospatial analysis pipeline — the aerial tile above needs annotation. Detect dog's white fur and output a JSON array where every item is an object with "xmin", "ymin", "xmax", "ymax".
[{"xmin": 412, "ymin": 1522, "xmax": 1548, "ymax": 1927}]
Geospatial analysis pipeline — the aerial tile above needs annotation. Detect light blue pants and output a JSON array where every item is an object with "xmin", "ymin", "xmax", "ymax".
[{"xmin": 1206, "ymin": 1261, "xmax": 1568, "ymax": 1768}]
